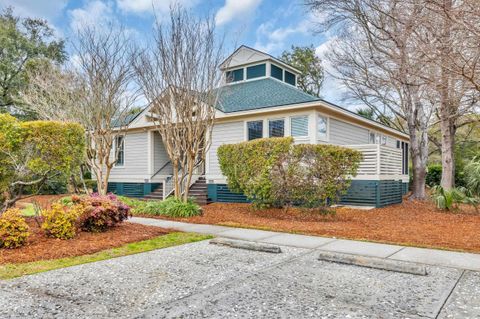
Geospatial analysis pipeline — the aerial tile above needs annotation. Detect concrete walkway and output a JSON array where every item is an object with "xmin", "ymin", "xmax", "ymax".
[{"xmin": 130, "ymin": 216, "xmax": 480, "ymax": 271}]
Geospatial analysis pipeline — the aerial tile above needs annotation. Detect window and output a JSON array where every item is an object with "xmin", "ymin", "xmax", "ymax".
[
  {"xmin": 401, "ymin": 142, "xmax": 409, "ymax": 175},
  {"xmin": 271, "ymin": 64, "xmax": 283, "ymax": 81},
  {"xmin": 317, "ymin": 115, "xmax": 328, "ymax": 141},
  {"xmin": 369, "ymin": 132, "xmax": 376, "ymax": 144},
  {"xmin": 381, "ymin": 135, "xmax": 387, "ymax": 145},
  {"xmin": 284, "ymin": 70, "xmax": 296, "ymax": 86},
  {"xmin": 247, "ymin": 120, "xmax": 263, "ymax": 140},
  {"xmin": 290, "ymin": 116, "xmax": 309, "ymax": 137},
  {"xmin": 246, "ymin": 63, "xmax": 266, "ymax": 79},
  {"xmin": 115, "ymin": 136, "xmax": 124, "ymax": 166},
  {"xmin": 226, "ymin": 68, "xmax": 244, "ymax": 83},
  {"xmin": 396, "ymin": 140, "xmax": 401, "ymax": 148},
  {"xmin": 269, "ymin": 119, "xmax": 285, "ymax": 137}
]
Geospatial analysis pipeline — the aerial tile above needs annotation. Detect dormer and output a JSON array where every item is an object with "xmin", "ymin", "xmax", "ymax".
[{"xmin": 220, "ymin": 45, "xmax": 301, "ymax": 87}]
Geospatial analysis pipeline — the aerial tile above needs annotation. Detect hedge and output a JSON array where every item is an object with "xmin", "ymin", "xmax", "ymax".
[{"xmin": 217, "ymin": 137, "xmax": 362, "ymax": 209}]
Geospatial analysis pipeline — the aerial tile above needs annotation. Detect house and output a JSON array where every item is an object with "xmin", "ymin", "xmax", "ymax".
[{"xmin": 107, "ymin": 45, "xmax": 410, "ymax": 207}]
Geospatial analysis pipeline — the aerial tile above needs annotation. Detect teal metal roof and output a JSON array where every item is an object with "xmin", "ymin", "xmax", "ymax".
[{"xmin": 216, "ymin": 78, "xmax": 318, "ymax": 113}]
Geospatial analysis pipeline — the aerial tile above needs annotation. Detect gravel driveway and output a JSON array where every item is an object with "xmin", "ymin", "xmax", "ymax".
[{"xmin": 0, "ymin": 239, "xmax": 478, "ymax": 318}]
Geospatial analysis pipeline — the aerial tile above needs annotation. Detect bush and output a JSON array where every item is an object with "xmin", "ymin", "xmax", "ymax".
[
  {"xmin": 218, "ymin": 137, "xmax": 293, "ymax": 208},
  {"xmin": 0, "ymin": 208, "xmax": 30, "ymax": 248},
  {"xmin": 431, "ymin": 185, "xmax": 479, "ymax": 211},
  {"xmin": 218, "ymin": 138, "xmax": 362, "ymax": 209},
  {"xmin": 72, "ymin": 193, "xmax": 131, "ymax": 232},
  {"xmin": 41, "ymin": 203, "xmax": 83, "ymax": 239},
  {"xmin": 465, "ymin": 157, "xmax": 480, "ymax": 196},
  {"xmin": 426, "ymin": 164, "xmax": 442, "ymax": 187},
  {"xmin": 155, "ymin": 197, "xmax": 201, "ymax": 217}
]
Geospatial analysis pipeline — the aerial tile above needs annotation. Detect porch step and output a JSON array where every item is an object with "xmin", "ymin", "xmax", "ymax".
[
  {"xmin": 143, "ymin": 184, "xmax": 164, "ymax": 201},
  {"xmin": 188, "ymin": 177, "xmax": 209, "ymax": 205}
]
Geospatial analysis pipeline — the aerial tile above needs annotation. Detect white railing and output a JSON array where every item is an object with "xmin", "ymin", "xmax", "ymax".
[
  {"xmin": 161, "ymin": 163, "xmax": 205, "ymax": 200},
  {"xmin": 162, "ymin": 176, "xmax": 175, "ymax": 200},
  {"xmin": 345, "ymin": 144, "xmax": 403, "ymax": 178}
]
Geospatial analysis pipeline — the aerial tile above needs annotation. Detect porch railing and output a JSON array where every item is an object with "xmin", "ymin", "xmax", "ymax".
[{"xmin": 345, "ymin": 144, "xmax": 403, "ymax": 177}]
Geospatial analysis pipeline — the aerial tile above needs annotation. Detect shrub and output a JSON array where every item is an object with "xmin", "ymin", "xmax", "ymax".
[
  {"xmin": 465, "ymin": 157, "xmax": 480, "ymax": 196},
  {"xmin": 272, "ymin": 144, "xmax": 362, "ymax": 209},
  {"xmin": 41, "ymin": 203, "xmax": 83, "ymax": 239},
  {"xmin": 431, "ymin": 185, "xmax": 479, "ymax": 211},
  {"xmin": 0, "ymin": 208, "xmax": 30, "ymax": 248},
  {"xmin": 155, "ymin": 197, "xmax": 202, "ymax": 217},
  {"xmin": 72, "ymin": 193, "xmax": 131, "ymax": 232},
  {"xmin": 218, "ymin": 138, "xmax": 362, "ymax": 209},
  {"xmin": 218, "ymin": 137, "xmax": 293, "ymax": 208},
  {"xmin": 426, "ymin": 164, "xmax": 442, "ymax": 187}
]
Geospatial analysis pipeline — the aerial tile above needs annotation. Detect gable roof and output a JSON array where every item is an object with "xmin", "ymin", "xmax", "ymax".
[
  {"xmin": 220, "ymin": 45, "xmax": 302, "ymax": 75},
  {"xmin": 216, "ymin": 77, "xmax": 318, "ymax": 113}
]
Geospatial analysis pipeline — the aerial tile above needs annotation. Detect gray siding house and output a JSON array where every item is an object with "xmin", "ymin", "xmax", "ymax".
[{"xmin": 107, "ymin": 46, "xmax": 410, "ymax": 207}]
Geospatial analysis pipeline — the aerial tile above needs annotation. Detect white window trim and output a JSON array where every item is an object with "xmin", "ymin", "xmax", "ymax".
[
  {"xmin": 267, "ymin": 117, "xmax": 286, "ymax": 138},
  {"xmin": 290, "ymin": 115, "xmax": 310, "ymax": 138},
  {"xmin": 316, "ymin": 113, "xmax": 329, "ymax": 142},
  {"xmin": 114, "ymin": 135, "xmax": 125, "ymax": 168}
]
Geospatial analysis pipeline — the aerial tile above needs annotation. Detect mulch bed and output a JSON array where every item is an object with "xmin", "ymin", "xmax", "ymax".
[
  {"xmin": 0, "ymin": 219, "xmax": 170, "ymax": 265},
  {"xmin": 17, "ymin": 194, "xmax": 66, "ymax": 210},
  {"xmin": 143, "ymin": 200, "xmax": 480, "ymax": 253}
]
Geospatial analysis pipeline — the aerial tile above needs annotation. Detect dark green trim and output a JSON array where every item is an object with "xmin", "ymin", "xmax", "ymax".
[
  {"xmin": 207, "ymin": 184, "xmax": 249, "ymax": 203},
  {"xmin": 208, "ymin": 180, "xmax": 404, "ymax": 208},
  {"xmin": 107, "ymin": 182, "xmax": 160, "ymax": 198},
  {"xmin": 402, "ymin": 182, "xmax": 409, "ymax": 195}
]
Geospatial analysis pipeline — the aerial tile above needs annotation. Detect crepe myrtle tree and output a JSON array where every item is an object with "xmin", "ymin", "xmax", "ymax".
[
  {"xmin": 0, "ymin": 114, "xmax": 84, "ymax": 213},
  {"xmin": 134, "ymin": 6, "xmax": 224, "ymax": 201},
  {"xmin": 23, "ymin": 25, "xmax": 139, "ymax": 195}
]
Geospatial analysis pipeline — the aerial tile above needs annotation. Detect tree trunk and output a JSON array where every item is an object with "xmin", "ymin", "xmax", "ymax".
[
  {"xmin": 183, "ymin": 156, "xmax": 195, "ymax": 202},
  {"xmin": 173, "ymin": 161, "xmax": 180, "ymax": 199},
  {"xmin": 439, "ymin": 117, "xmax": 456, "ymax": 189}
]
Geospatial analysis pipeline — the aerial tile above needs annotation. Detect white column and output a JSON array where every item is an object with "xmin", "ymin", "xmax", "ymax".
[{"xmin": 147, "ymin": 130, "xmax": 154, "ymax": 178}]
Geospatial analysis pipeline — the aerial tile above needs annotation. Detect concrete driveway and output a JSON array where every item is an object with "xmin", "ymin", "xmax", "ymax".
[{"xmin": 1, "ymin": 239, "xmax": 479, "ymax": 319}]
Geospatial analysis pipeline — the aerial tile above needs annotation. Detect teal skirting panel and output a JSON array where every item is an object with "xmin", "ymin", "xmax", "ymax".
[
  {"xmin": 207, "ymin": 180, "xmax": 404, "ymax": 208},
  {"xmin": 378, "ymin": 180, "xmax": 403, "ymax": 207},
  {"xmin": 339, "ymin": 180, "xmax": 378, "ymax": 207},
  {"xmin": 207, "ymin": 184, "xmax": 249, "ymax": 203},
  {"xmin": 402, "ymin": 182, "xmax": 409, "ymax": 195},
  {"xmin": 107, "ymin": 182, "xmax": 161, "ymax": 197}
]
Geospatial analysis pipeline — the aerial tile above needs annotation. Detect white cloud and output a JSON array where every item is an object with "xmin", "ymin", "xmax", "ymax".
[
  {"xmin": 116, "ymin": 0, "xmax": 199, "ymax": 15},
  {"xmin": 68, "ymin": 1, "xmax": 115, "ymax": 31},
  {"xmin": 1, "ymin": 0, "xmax": 68, "ymax": 21},
  {"xmin": 254, "ymin": 17, "xmax": 311, "ymax": 54},
  {"xmin": 215, "ymin": 0, "xmax": 262, "ymax": 26}
]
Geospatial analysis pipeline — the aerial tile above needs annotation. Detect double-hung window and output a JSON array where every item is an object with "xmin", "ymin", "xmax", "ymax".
[
  {"xmin": 115, "ymin": 135, "xmax": 125, "ymax": 166},
  {"xmin": 290, "ymin": 115, "xmax": 309, "ymax": 137},
  {"xmin": 247, "ymin": 120, "xmax": 263, "ymax": 140},
  {"xmin": 269, "ymin": 119, "xmax": 285, "ymax": 137},
  {"xmin": 317, "ymin": 115, "xmax": 328, "ymax": 141}
]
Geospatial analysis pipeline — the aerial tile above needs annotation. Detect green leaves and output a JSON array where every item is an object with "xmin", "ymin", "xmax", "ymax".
[
  {"xmin": 218, "ymin": 138, "xmax": 362, "ymax": 209},
  {"xmin": 280, "ymin": 45, "xmax": 324, "ymax": 97},
  {"xmin": 0, "ymin": 115, "xmax": 84, "ymax": 210},
  {"xmin": 0, "ymin": 8, "xmax": 66, "ymax": 115}
]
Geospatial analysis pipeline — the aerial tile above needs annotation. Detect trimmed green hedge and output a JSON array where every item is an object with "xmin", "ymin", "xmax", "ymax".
[{"xmin": 218, "ymin": 137, "xmax": 362, "ymax": 209}]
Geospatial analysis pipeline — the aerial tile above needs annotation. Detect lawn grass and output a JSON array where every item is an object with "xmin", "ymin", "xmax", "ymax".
[
  {"xmin": 20, "ymin": 203, "xmax": 36, "ymax": 217},
  {"xmin": 0, "ymin": 232, "xmax": 212, "ymax": 280}
]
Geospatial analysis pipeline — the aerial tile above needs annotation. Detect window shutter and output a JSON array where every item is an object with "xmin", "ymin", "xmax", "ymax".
[{"xmin": 291, "ymin": 116, "xmax": 309, "ymax": 137}]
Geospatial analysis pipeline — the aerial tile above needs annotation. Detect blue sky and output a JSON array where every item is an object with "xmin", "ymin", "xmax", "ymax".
[{"xmin": 0, "ymin": 0, "xmax": 345, "ymax": 104}]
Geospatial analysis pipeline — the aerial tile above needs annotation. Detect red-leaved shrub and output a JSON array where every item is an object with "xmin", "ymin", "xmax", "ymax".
[{"xmin": 72, "ymin": 193, "xmax": 131, "ymax": 232}]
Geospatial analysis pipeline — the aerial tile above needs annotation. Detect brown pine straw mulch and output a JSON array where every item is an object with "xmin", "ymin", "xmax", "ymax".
[
  {"xmin": 0, "ymin": 219, "xmax": 169, "ymax": 265},
  {"xmin": 148, "ymin": 200, "xmax": 480, "ymax": 254}
]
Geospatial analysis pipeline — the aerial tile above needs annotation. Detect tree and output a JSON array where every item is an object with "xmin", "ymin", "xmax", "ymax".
[
  {"xmin": 280, "ymin": 45, "xmax": 324, "ymax": 97},
  {"xmin": 23, "ymin": 26, "xmax": 138, "ymax": 195},
  {"xmin": 0, "ymin": 7, "xmax": 66, "ymax": 117},
  {"xmin": 134, "ymin": 7, "xmax": 224, "ymax": 201},
  {"xmin": 0, "ymin": 114, "xmax": 84, "ymax": 212},
  {"xmin": 305, "ymin": 0, "xmax": 434, "ymax": 199},
  {"xmin": 415, "ymin": 0, "xmax": 480, "ymax": 190}
]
